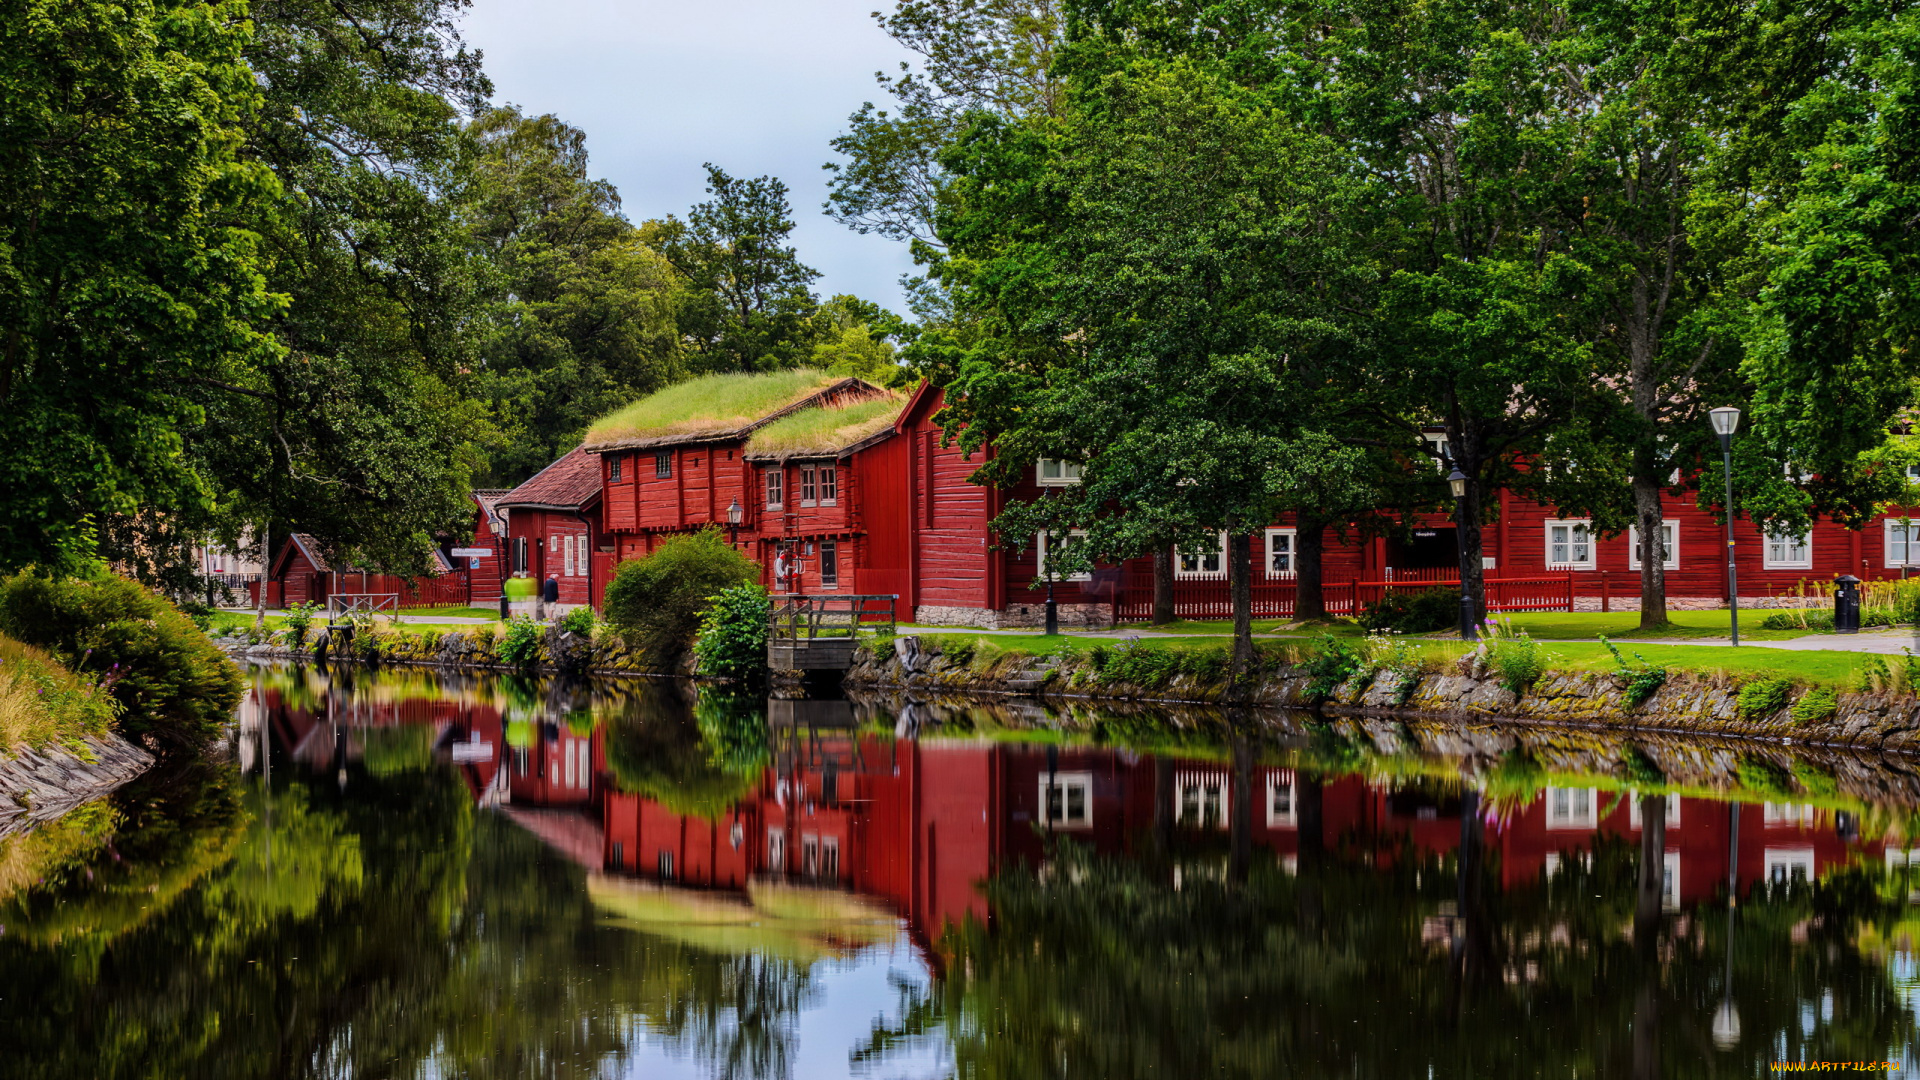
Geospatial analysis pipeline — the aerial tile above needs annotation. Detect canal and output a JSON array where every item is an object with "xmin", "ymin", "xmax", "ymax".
[{"xmin": 2, "ymin": 663, "xmax": 1918, "ymax": 1077}]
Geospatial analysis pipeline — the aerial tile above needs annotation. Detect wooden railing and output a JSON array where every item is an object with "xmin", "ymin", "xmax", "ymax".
[
  {"xmin": 1113, "ymin": 572, "xmax": 1581, "ymax": 622},
  {"xmin": 771, "ymin": 595, "xmax": 898, "ymax": 641},
  {"xmin": 329, "ymin": 593, "xmax": 399, "ymax": 619}
]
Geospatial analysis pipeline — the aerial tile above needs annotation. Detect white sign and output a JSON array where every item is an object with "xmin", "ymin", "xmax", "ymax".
[{"xmin": 450, "ymin": 547, "xmax": 491, "ymax": 558}]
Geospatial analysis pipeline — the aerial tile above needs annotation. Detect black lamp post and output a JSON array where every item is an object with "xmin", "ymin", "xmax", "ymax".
[
  {"xmin": 1043, "ymin": 536, "xmax": 1059, "ymax": 636},
  {"xmin": 1710, "ymin": 407, "xmax": 1742, "ymax": 646},
  {"xmin": 1448, "ymin": 467, "xmax": 1477, "ymax": 641},
  {"xmin": 726, "ymin": 499, "xmax": 742, "ymax": 547}
]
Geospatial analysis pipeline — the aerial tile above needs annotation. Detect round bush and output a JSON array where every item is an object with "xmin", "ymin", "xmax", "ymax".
[{"xmin": 603, "ymin": 528, "xmax": 760, "ymax": 662}]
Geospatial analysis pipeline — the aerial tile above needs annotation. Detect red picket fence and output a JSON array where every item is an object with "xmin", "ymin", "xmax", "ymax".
[
  {"xmin": 1113, "ymin": 570, "xmax": 1578, "ymax": 622},
  {"xmin": 244, "ymin": 571, "xmax": 473, "ymax": 609}
]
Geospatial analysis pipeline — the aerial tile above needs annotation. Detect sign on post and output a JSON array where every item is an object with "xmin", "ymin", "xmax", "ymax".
[{"xmin": 450, "ymin": 547, "xmax": 491, "ymax": 558}]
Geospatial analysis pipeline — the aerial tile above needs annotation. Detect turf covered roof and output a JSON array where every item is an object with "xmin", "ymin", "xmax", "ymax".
[
  {"xmin": 583, "ymin": 370, "xmax": 887, "ymax": 451},
  {"xmin": 742, "ymin": 394, "xmax": 905, "ymax": 461}
]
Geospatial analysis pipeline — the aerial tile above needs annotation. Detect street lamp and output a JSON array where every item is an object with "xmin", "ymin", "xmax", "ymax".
[
  {"xmin": 1042, "ymin": 535, "xmax": 1059, "ymax": 636},
  {"xmin": 1448, "ymin": 467, "xmax": 1477, "ymax": 641},
  {"xmin": 1709, "ymin": 407, "xmax": 1742, "ymax": 646},
  {"xmin": 725, "ymin": 499, "xmax": 742, "ymax": 546}
]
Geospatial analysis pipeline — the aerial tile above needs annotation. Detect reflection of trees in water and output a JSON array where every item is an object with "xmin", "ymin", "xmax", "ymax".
[
  {"xmin": 603, "ymin": 680, "xmax": 766, "ymax": 818},
  {"xmin": 653, "ymin": 953, "xmax": 814, "ymax": 1080},
  {"xmin": 870, "ymin": 805, "xmax": 1919, "ymax": 1079}
]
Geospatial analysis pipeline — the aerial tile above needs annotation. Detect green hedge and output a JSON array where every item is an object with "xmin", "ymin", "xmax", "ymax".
[
  {"xmin": 0, "ymin": 571, "xmax": 243, "ymax": 746},
  {"xmin": 603, "ymin": 528, "xmax": 760, "ymax": 662}
]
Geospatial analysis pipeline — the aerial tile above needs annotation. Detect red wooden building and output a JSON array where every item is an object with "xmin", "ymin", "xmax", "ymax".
[{"xmin": 497, "ymin": 447, "xmax": 607, "ymax": 611}]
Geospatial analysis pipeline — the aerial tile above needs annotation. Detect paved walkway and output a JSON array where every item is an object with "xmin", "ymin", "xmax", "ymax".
[{"xmin": 1612, "ymin": 627, "xmax": 1920, "ymax": 655}]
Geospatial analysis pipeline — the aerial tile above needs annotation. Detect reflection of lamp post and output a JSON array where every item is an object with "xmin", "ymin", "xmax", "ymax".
[
  {"xmin": 1710, "ymin": 407, "xmax": 1743, "ymax": 646},
  {"xmin": 725, "ymin": 499, "xmax": 743, "ymax": 547},
  {"xmin": 1713, "ymin": 902, "xmax": 1741, "ymax": 1049},
  {"xmin": 1448, "ymin": 468, "xmax": 1477, "ymax": 641}
]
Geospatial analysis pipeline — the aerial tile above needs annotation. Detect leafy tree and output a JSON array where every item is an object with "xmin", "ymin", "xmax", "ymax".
[
  {"xmin": 654, "ymin": 166, "xmax": 822, "ymax": 373},
  {"xmin": 935, "ymin": 59, "xmax": 1364, "ymax": 670},
  {"xmin": 809, "ymin": 294, "xmax": 908, "ymax": 385},
  {"xmin": 462, "ymin": 106, "xmax": 685, "ymax": 485},
  {"xmin": 0, "ymin": 0, "xmax": 282, "ymax": 575},
  {"xmin": 603, "ymin": 528, "xmax": 761, "ymax": 663}
]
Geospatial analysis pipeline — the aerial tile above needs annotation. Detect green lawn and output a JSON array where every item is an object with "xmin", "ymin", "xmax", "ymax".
[{"xmin": 1086, "ymin": 607, "xmax": 1823, "ymax": 642}]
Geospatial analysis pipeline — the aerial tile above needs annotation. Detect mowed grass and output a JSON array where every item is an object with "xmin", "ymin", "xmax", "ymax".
[
  {"xmin": 584, "ymin": 370, "xmax": 842, "ymax": 446},
  {"xmin": 1080, "ymin": 607, "xmax": 1821, "ymax": 641}
]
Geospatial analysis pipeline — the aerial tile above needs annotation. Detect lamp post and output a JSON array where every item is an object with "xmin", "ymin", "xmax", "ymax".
[
  {"xmin": 725, "ymin": 499, "xmax": 742, "ymax": 547},
  {"xmin": 1709, "ymin": 407, "xmax": 1742, "ymax": 646},
  {"xmin": 1448, "ymin": 467, "xmax": 1477, "ymax": 641},
  {"xmin": 1043, "ymin": 538, "xmax": 1059, "ymax": 637}
]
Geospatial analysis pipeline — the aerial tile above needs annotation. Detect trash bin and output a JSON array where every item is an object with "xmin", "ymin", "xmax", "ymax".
[{"xmin": 1834, "ymin": 574, "xmax": 1861, "ymax": 634}]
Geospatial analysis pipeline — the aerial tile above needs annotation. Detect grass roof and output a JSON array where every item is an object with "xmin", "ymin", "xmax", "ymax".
[
  {"xmin": 584, "ymin": 370, "xmax": 846, "ymax": 448},
  {"xmin": 744, "ymin": 394, "xmax": 905, "ymax": 459}
]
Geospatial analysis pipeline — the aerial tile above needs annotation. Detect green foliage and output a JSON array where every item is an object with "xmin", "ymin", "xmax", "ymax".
[
  {"xmin": 604, "ymin": 687, "xmax": 758, "ymax": 818},
  {"xmin": 560, "ymin": 606, "xmax": 597, "ymax": 636},
  {"xmin": 1622, "ymin": 745, "xmax": 1666, "ymax": 787},
  {"xmin": 1365, "ymin": 633, "xmax": 1425, "ymax": 705},
  {"xmin": 1790, "ymin": 686, "xmax": 1840, "ymax": 726},
  {"xmin": 1792, "ymin": 759, "xmax": 1841, "ymax": 798},
  {"xmin": 1737, "ymin": 755, "xmax": 1795, "ymax": 799},
  {"xmin": 693, "ymin": 686, "xmax": 770, "ymax": 776},
  {"xmin": 1483, "ymin": 622, "xmax": 1546, "ymax": 695},
  {"xmin": 585, "ymin": 369, "xmax": 841, "ymax": 446},
  {"xmin": 282, "ymin": 601, "xmax": 321, "ymax": 647},
  {"xmin": 603, "ymin": 528, "xmax": 760, "ymax": 662},
  {"xmin": 1858, "ymin": 655, "xmax": 1893, "ymax": 694},
  {"xmin": 1301, "ymin": 634, "xmax": 1367, "ymax": 703},
  {"xmin": 867, "ymin": 634, "xmax": 898, "ymax": 664},
  {"xmin": 1359, "ymin": 589, "xmax": 1459, "ymax": 635},
  {"xmin": 498, "ymin": 618, "xmax": 544, "ymax": 670},
  {"xmin": 0, "ymin": 571, "xmax": 241, "ymax": 746},
  {"xmin": 1738, "ymin": 676, "xmax": 1795, "ymax": 720},
  {"xmin": 1484, "ymin": 749, "xmax": 1547, "ymax": 802},
  {"xmin": 1600, "ymin": 636, "xmax": 1669, "ymax": 708},
  {"xmin": 693, "ymin": 584, "xmax": 772, "ymax": 680},
  {"xmin": 942, "ymin": 638, "xmax": 979, "ymax": 668},
  {"xmin": 1096, "ymin": 641, "xmax": 1182, "ymax": 690},
  {"xmin": 0, "ymin": 634, "xmax": 120, "ymax": 754}
]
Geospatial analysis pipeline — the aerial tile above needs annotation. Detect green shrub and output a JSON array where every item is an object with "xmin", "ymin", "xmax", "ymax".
[
  {"xmin": 1600, "ymin": 636, "xmax": 1668, "ymax": 708},
  {"xmin": 867, "ymin": 634, "xmax": 898, "ymax": 664},
  {"xmin": 499, "ymin": 617, "xmax": 544, "ymax": 670},
  {"xmin": 1622, "ymin": 744, "xmax": 1666, "ymax": 786},
  {"xmin": 1857, "ymin": 655, "xmax": 1892, "ymax": 694},
  {"xmin": 0, "ymin": 634, "xmax": 120, "ymax": 753},
  {"xmin": 1358, "ymin": 587, "xmax": 1458, "ymax": 634},
  {"xmin": 1302, "ymin": 634, "xmax": 1367, "ymax": 702},
  {"xmin": 1484, "ymin": 625, "xmax": 1546, "ymax": 695},
  {"xmin": 1181, "ymin": 645, "xmax": 1229, "ymax": 683},
  {"xmin": 1098, "ymin": 641, "xmax": 1181, "ymax": 689},
  {"xmin": 693, "ymin": 583, "xmax": 772, "ymax": 679},
  {"xmin": 560, "ymin": 605, "xmax": 597, "ymax": 636},
  {"xmin": 941, "ymin": 637, "xmax": 978, "ymax": 668},
  {"xmin": 1737, "ymin": 676, "xmax": 1794, "ymax": 719},
  {"xmin": 1737, "ymin": 755, "xmax": 1794, "ymax": 797},
  {"xmin": 603, "ymin": 528, "xmax": 760, "ymax": 661},
  {"xmin": 1789, "ymin": 686, "xmax": 1839, "ymax": 725},
  {"xmin": 1366, "ymin": 633, "xmax": 1425, "ymax": 704},
  {"xmin": 0, "ymin": 571, "xmax": 242, "ymax": 746},
  {"xmin": 282, "ymin": 601, "xmax": 321, "ymax": 647},
  {"xmin": 1791, "ymin": 759, "xmax": 1840, "ymax": 797}
]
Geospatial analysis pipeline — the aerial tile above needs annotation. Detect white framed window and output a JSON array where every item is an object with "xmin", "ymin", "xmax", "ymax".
[
  {"xmin": 765, "ymin": 468, "xmax": 784, "ymax": 510},
  {"xmin": 1629, "ymin": 792, "xmax": 1681, "ymax": 829},
  {"xmin": 1545, "ymin": 787, "xmax": 1598, "ymax": 829},
  {"xmin": 1176, "ymin": 532, "xmax": 1229, "ymax": 579},
  {"xmin": 1266, "ymin": 771, "xmax": 1297, "ymax": 828},
  {"xmin": 1421, "ymin": 431, "xmax": 1451, "ymax": 472},
  {"xmin": 1176, "ymin": 771, "xmax": 1231, "ymax": 830},
  {"xmin": 819, "ymin": 464, "xmax": 838, "ymax": 506},
  {"xmin": 1037, "ymin": 529, "xmax": 1091, "ymax": 582},
  {"xmin": 1545, "ymin": 520, "xmax": 1594, "ymax": 570},
  {"xmin": 1038, "ymin": 773, "xmax": 1092, "ymax": 829},
  {"xmin": 1764, "ymin": 803, "xmax": 1817, "ymax": 827},
  {"xmin": 1037, "ymin": 458, "xmax": 1083, "ymax": 486},
  {"xmin": 1887, "ymin": 519, "xmax": 1917, "ymax": 568},
  {"xmin": 1661, "ymin": 851, "xmax": 1681, "ymax": 911},
  {"xmin": 802, "ymin": 834, "xmax": 820, "ymax": 877},
  {"xmin": 800, "ymin": 466, "xmax": 817, "ymax": 506},
  {"xmin": 1627, "ymin": 522, "xmax": 1678, "ymax": 571},
  {"xmin": 819, "ymin": 541, "xmax": 838, "ymax": 588},
  {"xmin": 1264, "ymin": 528, "xmax": 1296, "ymax": 579},
  {"xmin": 1906, "ymin": 463, "xmax": 1920, "ymax": 482},
  {"xmin": 1765, "ymin": 847, "xmax": 1815, "ymax": 886},
  {"xmin": 1764, "ymin": 528, "xmax": 1812, "ymax": 570},
  {"xmin": 767, "ymin": 831, "xmax": 786, "ymax": 872}
]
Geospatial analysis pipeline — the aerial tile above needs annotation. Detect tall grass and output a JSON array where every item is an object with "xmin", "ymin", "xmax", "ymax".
[
  {"xmin": 744, "ymin": 395, "xmax": 904, "ymax": 457},
  {"xmin": 584, "ymin": 370, "xmax": 844, "ymax": 446},
  {"xmin": 0, "ymin": 634, "xmax": 119, "ymax": 754}
]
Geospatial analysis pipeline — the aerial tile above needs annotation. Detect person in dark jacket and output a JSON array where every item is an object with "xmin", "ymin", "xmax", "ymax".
[{"xmin": 540, "ymin": 575, "xmax": 560, "ymax": 620}]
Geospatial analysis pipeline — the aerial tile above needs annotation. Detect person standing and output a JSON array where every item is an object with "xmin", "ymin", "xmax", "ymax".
[{"xmin": 541, "ymin": 573, "xmax": 559, "ymax": 620}]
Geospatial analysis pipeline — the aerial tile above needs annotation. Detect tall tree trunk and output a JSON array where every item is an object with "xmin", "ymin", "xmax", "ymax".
[
  {"xmin": 1228, "ymin": 532, "xmax": 1254, "ymax": 678},
  {"xmin": 1635, "ymin": 793, "xmax": 1668, "ymax": 944},
  {"xmin": 1295, "ymin": 514, "xmax": 1327, "ymax": 620},
  {"xmin": 1634, "ymin": 471, "xmax": 1670, "ymax": 629},
  {"xmin": 1454, "ymin": 477, "xmax": 1487, "ymax": 627},
  {"xmin": 1228, "ymin": 733, "xmax": 1252, "ymax": 886},
  {"xmin": 1152, "ymin": 546, "xmax": 1175, "ymax": 625},
  {"xmin": 254, "ymin": 521, "xmax": 270, "ymax": 631}
]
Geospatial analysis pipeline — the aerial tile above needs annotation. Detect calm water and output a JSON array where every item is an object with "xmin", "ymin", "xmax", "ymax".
[{"xmin": 3, "ymin": 667, "xmax": 1920, "ymax": 1078}]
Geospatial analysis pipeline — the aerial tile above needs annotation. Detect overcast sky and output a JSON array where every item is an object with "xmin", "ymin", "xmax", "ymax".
[{"xmin": 458, "ymin": 0, "xmax": 923, "ymax": 312}]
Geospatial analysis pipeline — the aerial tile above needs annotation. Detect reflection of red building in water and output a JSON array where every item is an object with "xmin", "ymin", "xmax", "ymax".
[{"xmin": 601, "ymin": 737, "xmax": 1890, "ymax": 948}]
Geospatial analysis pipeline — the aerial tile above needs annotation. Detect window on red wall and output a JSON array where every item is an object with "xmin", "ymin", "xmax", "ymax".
[
  {"xmin": 800, "ymin": 466, "xmax": 817, "ymax": 506},
  {"xmin": 820, "ymin": 464, "xmax": 837, "ymax": 505},
  {"xmin": 766, "ymin": 467, "xmax": 784, "ymax": 509},
  {"xmin": 820, "ymin": 541, "xmax": 839, "ymax": 587},
  {"xmin": 609, "ymin": 455, "xmax": 622, "ymax": 482},
  {"xmin": 655, "ymin": 451, "xmax": 672, "ymax": 479}
]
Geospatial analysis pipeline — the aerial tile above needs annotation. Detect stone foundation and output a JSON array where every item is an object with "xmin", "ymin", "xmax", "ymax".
[
  {"xmin": 914, "ymin": 603, "xmax": 1116, "ymax": 630},
  {"xmin": 0, "ymin": 734, "xmax": 155, "ymax": 837}
]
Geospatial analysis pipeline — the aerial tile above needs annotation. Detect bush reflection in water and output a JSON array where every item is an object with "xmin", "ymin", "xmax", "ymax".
[{"xmin": 0, "ymin": 665, "xmax": 1917, "ymax": 1076}]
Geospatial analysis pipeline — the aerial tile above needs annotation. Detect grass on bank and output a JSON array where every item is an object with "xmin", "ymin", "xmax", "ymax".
[
  {"xmin": 878, "ymin": 629, "xmax": 1874, "ymax": 689},
  {"xmin": 1107, "ymin": 608, "xmax": 1820, "ymax": 641},
  {"xmin": 0, "ymin": 634, "xmax": 118, "ymax": 754}
]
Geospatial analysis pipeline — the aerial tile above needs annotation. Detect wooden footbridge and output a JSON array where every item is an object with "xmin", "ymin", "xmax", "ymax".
[{"xmin": 768, "ymin": 594, "xmax": 896, "ymax": 672}]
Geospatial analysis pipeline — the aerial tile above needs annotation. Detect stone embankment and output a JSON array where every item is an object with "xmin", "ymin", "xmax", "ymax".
[
  {"xmin": 212, "ymin": 622, "xmax": 689, "ymax": 677},
  {"xmin": 847, "ymin": 636, "xmax": 1920, "ymax": 751},
  {"xmin": 0, "ymin": 735, "xmax": 155, "ymax": 837}
]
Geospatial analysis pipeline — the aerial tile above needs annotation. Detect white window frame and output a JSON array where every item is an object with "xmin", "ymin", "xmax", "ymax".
[
  {"xmin": 1629, "ymin": 792, "xmax": 1681, "ymax": 829},
  {"xmin": 609, "ymin": 454, "xmax": 623, "ymax": 483},
  {"xmin": 1887, "ymin": 519, "xmax": 1917, "ymax": 568},
  {"xmin": 1266, "ymin": 771, "xmax": 1297, "ymax": 828},
  {"xmin": 1038, "ymin": 772, "xmax": 1093, "ymax": 829},
  {"xmin": 1264, "ymin": 528, "xmax": 1296, "ymax": 579},
  {"xmin": 1764, "ymin": 527, "xmax": 1813, "ymax": 570},
  {"xmin": 819, "ymin": 540, "xmax": 839, "ymax": 588},
  {"xmin": 819, "ymin": 463, "xmax": 838, "ymax": 506},
  {"xmin": 1545, "ymin": 520, "xmax": 1595, "ymax": 571},
  {"xmin": 1545, "ymin": 786, "xmax": 1598, "ymax": 830},
  {"xmin": 1627, "ymin": 521, "xmax": 1679, "ymax": 571},
  {"xmin": 1421, "ymin": 431, "xmax": 1451, "ymax": 472},
  {"xmin": 1765, "ymin": 847, "xmax": 1815, "ymax": 886},
  {"xmin": 1175, "ymin": 771, "xmax": 1232, "ymax": 830},
  {"xmin": 1764, "ymin": 802, "xmax": 1817, "ymax": 827},
  {"xmin": 800, "ymin": 465, "xmax": 817, "ymax": 507},
  {"xmin": 1037, "ymin": 458, "xmax": 1083, "ymax": 486},
  {"xmin": 1176, "ymin": 532, "xmax": 1229, "ymax": 580},
  {"xmin": 765, "ymin": 467, "xmax": 784, "ymax": 511},
  {"xmin": 767, "ymin": 831, "xmax": 786, "ymax": 872},
  {"xmin": 562, "ymin": 535, "xmax": 575, "ymax": 577},
  {"xmin": 1037, "ymin": 529, "xmax": 1092, "ymax": 582},
  {"xmin": 654, "ymin": 451, "xmax": 673, "ymax": 479}
]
